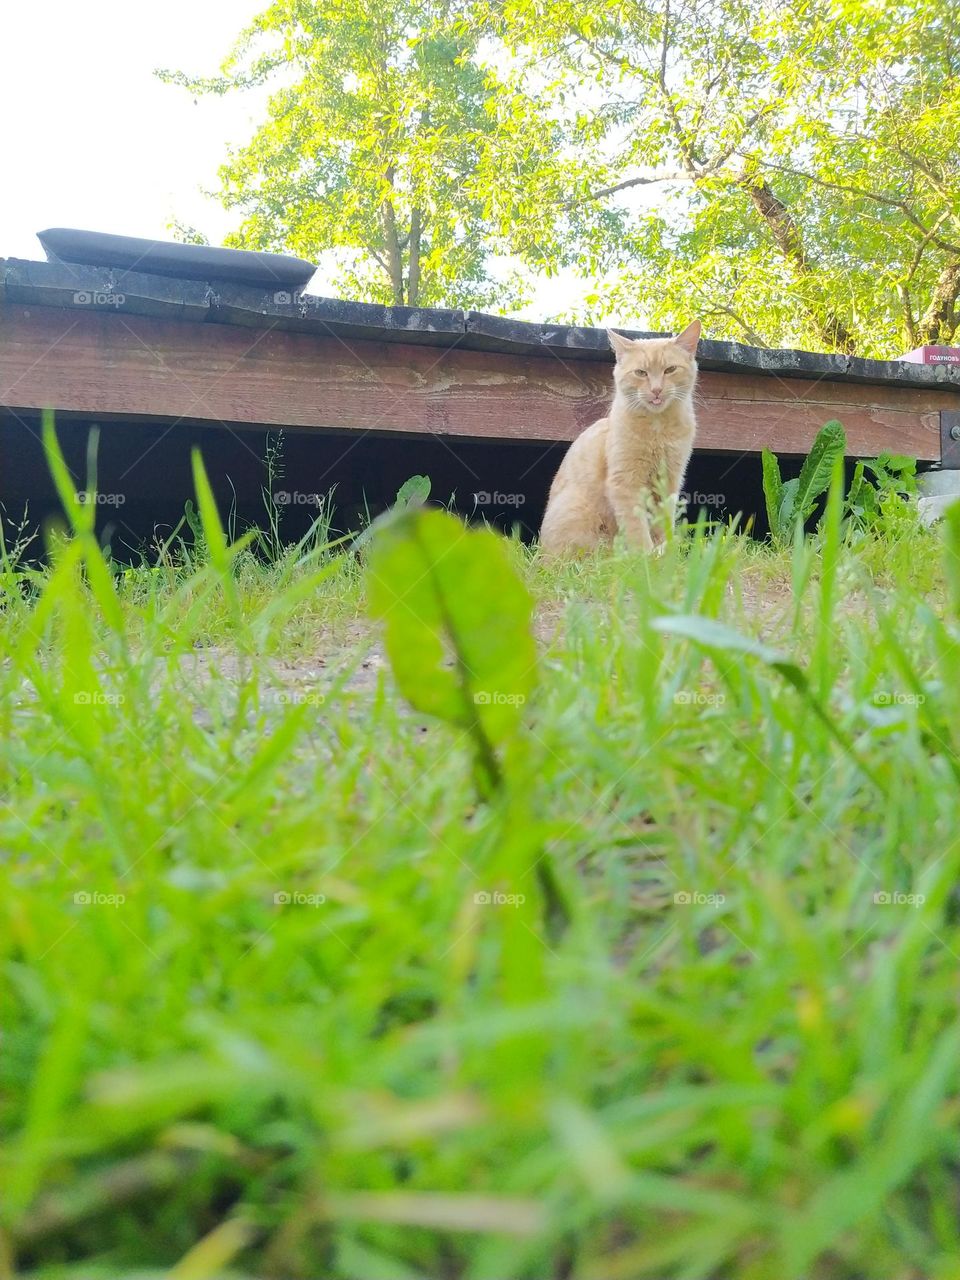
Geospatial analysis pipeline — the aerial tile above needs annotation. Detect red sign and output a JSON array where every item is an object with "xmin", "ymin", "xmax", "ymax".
[{"xmin": 898, "ymin": 345, "xmax": 960, "ymax": 365}]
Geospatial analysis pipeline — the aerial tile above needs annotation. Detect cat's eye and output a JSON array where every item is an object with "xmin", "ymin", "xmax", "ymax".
[
  {"xmin": 634, "ymin": 369, "xmax": 648, "ymax": 378},
  {"xmin": 664, "ymin": 365, "xmax": 677, "ymax": 374}
]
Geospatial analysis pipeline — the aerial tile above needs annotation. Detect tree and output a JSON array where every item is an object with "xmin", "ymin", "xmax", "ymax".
[
  {"xmin": 160, "ymin": 0, "xmax": 566, "ymax": 309},
  {"xmin": 163, "ymin": 0, "xmax": 960, "ymax": 355},
  {"xmin": 487, "ymin": 0, "xmax": 960, "ymax": 356}
]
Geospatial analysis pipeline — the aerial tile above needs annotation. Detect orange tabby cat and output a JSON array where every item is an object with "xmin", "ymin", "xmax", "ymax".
[{"xmin": 539, "ymin": 321, "xmax": 701, "ymax": 554}]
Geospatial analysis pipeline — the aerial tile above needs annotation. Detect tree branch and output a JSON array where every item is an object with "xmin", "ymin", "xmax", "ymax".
[
  {"xmin": 654, "ymin": 0, "xmax": 701, "ymax": 178},
  {"xmin": 903, "ymin": 211, "xmax": 950, "ymax": 286},
  {"xmin": 746, "ymin": 156, "xmax": 960, "ymax": 257},
  {"xmin": 856, "ymin": 133, "xmax": 960, "ymax": 220},
  {"xmin": 368, "ymin": 246, "xmax": 390, "ymax": 273},
  {"xmin": 566, "ymin": 170, "xmax": 692, "ymax": 205},
  {"xmin": 698, "ymin": 301, "xmax": 769, "ymax": 348},
  {"xmin": 738, "ymin": 168, "xmax": 857, "ymax": 352}
]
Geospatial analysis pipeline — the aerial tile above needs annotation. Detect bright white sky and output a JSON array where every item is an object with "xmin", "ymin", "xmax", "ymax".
[
  {"xmin": 0, "ymin": 0, "xmax": 606, "ymax": 319},
  {"xmin": 1, "ymin": 0, "xmax": 265, "ymax": 260}
]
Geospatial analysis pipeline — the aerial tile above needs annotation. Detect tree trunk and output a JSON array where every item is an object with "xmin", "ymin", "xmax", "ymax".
[
  {"xmin": 739, "ymin": 173, "xmax": 857, "ymax": 354},
  {"xmin": 407, "ymin": 208, "xmax": 423, "ymax": 308},
  {"xmin": 897, "ymin": 284, "xmax": 918, "ymax": 351},
  {"xmin": 918, "ymin": 259, "xmax": 960, "ymax": 344},
  {"xmin": 380, "ymin": 167, "xmax": 405, "ymax": 306}
]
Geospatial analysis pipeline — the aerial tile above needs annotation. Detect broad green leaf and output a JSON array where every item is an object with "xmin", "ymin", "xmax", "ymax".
[
  {"xmin": 778, "ymin": 477, "xmax": 799, "ymax": 541},
  {"xmin": 794, "ymin": 420, "xmax": 846, "ymax": 520},
  {"xmin": 395, "ymin": 474, "xmax": 431, "ymax": 509},
  {"xmin": 761, "ymin": 447, "xmax": 784, "ymax": 539},
  {"xmin": 846, "ymin": 460, "xmax": 865, "ymax": 511},
  {"xmin": 366, "ymin": 508, "xmax": 537, "ymax": 788},
  {"xmin": 868, "ymin": 452, "xmax": 915, "ymax": 477},
  {"xmin": 651, "ymin": 613, "xmax": 797, "ymax": 674}
]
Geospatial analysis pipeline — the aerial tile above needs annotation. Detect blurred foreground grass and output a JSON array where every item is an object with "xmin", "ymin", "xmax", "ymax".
[{"xmin": 2, "ymin": 433, "xmax": 959, "ymax": 1280}]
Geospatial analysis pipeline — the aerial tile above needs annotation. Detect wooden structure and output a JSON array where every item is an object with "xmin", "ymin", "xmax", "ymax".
[{"xmin": 2, "ymin": 251, "xmax": 960, "ymax": 548}]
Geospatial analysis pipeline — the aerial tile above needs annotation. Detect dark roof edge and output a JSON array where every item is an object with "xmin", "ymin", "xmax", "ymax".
[
  {"xmin": 3, "ymin": 257, "xmax": 959, "ymax": 393},
  {"xmin": 36, "ymin": 227, "xmax": 316, "ymax": 289}
]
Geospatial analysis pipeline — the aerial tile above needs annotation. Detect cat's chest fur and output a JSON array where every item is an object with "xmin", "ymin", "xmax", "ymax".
[{"xmin": 606, "ymin": 405, "xmax": 695, "ymax": 488}]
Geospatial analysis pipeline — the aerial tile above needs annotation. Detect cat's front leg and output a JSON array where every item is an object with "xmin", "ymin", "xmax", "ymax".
[
  {"xmin": 607, "ymin": 482, "xmax": 654, "ymax": 551},
  {"xmin": 665, "ymin": 448, "xmax": 693, "ymax": 512}
]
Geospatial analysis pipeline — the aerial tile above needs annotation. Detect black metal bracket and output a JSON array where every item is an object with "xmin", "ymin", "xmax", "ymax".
[{"xmin": 941, "ymin": 411, "xmax": 960, "ymax": 469}]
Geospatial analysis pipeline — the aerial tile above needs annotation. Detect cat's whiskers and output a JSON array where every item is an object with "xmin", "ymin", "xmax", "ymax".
[{"xmin": 622, "ymin": 387, "xmax": 688, "ymax": 414}]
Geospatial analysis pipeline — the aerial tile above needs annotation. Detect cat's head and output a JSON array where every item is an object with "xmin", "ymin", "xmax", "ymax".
[{"xmin": 606, "ymin": 321, "xmax": 701, "ymax": 414}]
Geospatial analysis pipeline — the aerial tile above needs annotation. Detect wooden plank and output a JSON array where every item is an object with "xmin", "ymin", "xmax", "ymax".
[{"xmin": 0, "ymin": 303, "xmax": 942, "ymax": 459}]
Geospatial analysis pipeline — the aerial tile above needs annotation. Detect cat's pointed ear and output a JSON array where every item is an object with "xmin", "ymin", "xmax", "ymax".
[
  {"xmin": 607, "ymin": 329, "xmax": 635, "ymax": 360},
  {"xmin": 673, "ymin": 320, "xmax": 701, "ymax": 354}
]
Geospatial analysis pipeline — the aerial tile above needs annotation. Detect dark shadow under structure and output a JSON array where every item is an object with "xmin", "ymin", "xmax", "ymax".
[
  {"xmin": 2, "ymin": 244, "xmax": 958, "ymax": 561},
  {"xmin": 2, "ymin": 413, "xmax": 845, "ymax": 562}
]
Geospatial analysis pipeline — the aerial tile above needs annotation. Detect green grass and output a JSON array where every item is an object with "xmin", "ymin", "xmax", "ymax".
[{"xmin": 3, "ymin": 463, "xmax": 960, "ymax": 1280}]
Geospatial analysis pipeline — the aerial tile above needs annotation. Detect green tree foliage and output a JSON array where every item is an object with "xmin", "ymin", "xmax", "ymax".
[
  {"xmin": 164, "ymin": 0, "xmax": 960, "ymax": 355},
  {"xmin": 160, "ymin": 0, "xmax": 572, "ymax": 308},
  {"xmin": 486, "ymin": 0, "xmax": 960, "ymax": 355}
]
